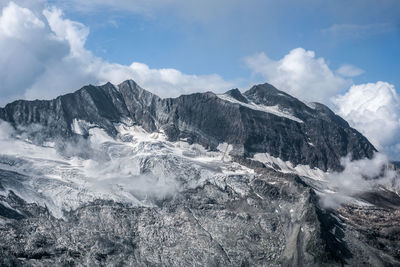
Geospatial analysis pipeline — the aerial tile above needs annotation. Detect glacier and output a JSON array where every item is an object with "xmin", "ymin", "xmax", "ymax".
[{"xmin": 0, "ymin": 119, "xmax": 257, "ymax": 218}]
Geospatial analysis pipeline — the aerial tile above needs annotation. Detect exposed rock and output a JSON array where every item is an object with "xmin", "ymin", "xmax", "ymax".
[{"xmin": 0, "ymin": 170, "xmax": 338, "ymax": 267}]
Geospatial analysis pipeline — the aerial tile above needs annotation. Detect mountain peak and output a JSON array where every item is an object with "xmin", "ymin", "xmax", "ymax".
[
  {"xmin": 224, "ymin": 88, "xmax": 248, "ymax": 103},
  {"xmin": 243, "ymin": 83, "xmax": 306, "ymax": 111},
  {"xmin": 118, "ymin": 79, "xmax": 138, "ymax": 88},
  {"xmin": 245, "ymin": 83, "xmax": 291, "ymax": 97}
]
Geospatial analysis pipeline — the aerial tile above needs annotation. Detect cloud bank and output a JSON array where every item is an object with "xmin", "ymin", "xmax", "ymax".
[{"xmin": 0, "ymin": 1, "xmax": 234, "ymax": 106}]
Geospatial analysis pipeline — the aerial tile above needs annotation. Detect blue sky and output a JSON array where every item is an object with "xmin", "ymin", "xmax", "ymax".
[
  {"xmin": 0, "ymin": 0, "xmax": 400, "ymax": 159},
  {"xmin": 58, "ymin": 0, "xmax": 400, "ymax": 88}
]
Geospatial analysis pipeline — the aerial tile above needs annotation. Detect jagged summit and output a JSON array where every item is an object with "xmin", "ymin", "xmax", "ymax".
[
  {"xmin": 223, "ymin": 88, "xmax": 249, "ymax": 103},
  {"xmin": 244, "ymin": 83, "xmax": 309, "ymax": 110},
  {"xmin": 245, "ymin": 82, "xmax": 292, "ymax": 97},
  {"xmin": 0, "ymin": 80, "xmax": 375, "ymax": 171}
]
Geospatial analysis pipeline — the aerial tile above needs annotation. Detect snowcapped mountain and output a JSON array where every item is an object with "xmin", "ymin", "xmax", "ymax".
[{"xmin": 0, "ymin": 80, "xmax": 399, "ymax": 266}]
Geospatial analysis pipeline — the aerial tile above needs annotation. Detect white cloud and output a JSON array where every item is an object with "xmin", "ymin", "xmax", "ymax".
[
  {"xmin": 320, "ymin": 153, "xmax": 399, "ymax": 208},
  {"xmin": 333, "ymin": 82, "xmax": 400, "ymax": 159},
  {"xmin": 43, "ymin": 7, "xmax": 89, "ymax": 58},
  {"xmin": 124, "ymin": 62, "xmax": 234, "ymax": 96},
  {"xmin": 244, "ymin": 48, "xmax": 351, "ymax": 103},
  {"xmin": 336, "ymin": 64, "xmax": 364, "ymax": 77},
  {"xmin": 0, "ymin": 2, "xmax": 234, "ymax": 106},
  {"xmin": 0, "ymin": 1, "xmax": 69, "ymax": 104},
  {"xmin": 0, "ymin": 1, "xmax": 44, "ymax": 38}
]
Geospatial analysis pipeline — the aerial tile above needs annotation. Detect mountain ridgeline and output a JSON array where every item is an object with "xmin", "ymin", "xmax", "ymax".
[{"xmin": 0, "ymin": 80, "xmax": 375, "ymax": 171}]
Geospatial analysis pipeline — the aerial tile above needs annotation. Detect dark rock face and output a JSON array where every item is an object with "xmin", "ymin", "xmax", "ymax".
[
  {"xmin": 0, "ymin": 80, "xmax": 375, "ymax": 171},
  {"xmin": 338, "ymin": 202, "xmax": 400, "ymax": 266},
  {"xmin": 0, "ymin": 82, "xmax": 129, "ymax": 137}
]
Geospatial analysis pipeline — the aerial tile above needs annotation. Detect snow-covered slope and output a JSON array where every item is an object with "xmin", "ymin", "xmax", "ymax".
[
  {"xmin": 0, "ymin": 120, "xmax": 255, "ymax": 218},
  {"xmin": 217, "ymin": 93, "xmax": 304, "ymax": 123}
]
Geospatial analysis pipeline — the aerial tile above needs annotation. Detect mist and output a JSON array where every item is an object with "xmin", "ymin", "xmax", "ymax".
[{"xmin": 319, "ymin": 153, "xmax": 400, "ymax": 209}]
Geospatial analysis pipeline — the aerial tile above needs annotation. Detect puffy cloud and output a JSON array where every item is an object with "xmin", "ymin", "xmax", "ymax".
[
  {"xmin": 43, "ymin": 7, "xmax": 89, "ymax": 58},
  {"xmin": 0, "ymin": 2, "xmax": 234, "ymax": 106},
  {"xmin": 333, "ymin": 82, "xmax": 400, "ymax": 159},
  {"xmin": 336, "ymin": 64, "xmax": 364, "ymax": 77},
  {"xmin": 244, "ymin": 48, "xmax": 351, "ymax": 103},
  {"xmin": 124, "ymin": 62, "xmax": 234, "ymax": 96},
  {"xmin": 0, "ymin": 1, "xmax": 44, "ymax": 38},
  {"xmin": 0, "ymin": 2, "xmax": 68, "ymax": 104}
]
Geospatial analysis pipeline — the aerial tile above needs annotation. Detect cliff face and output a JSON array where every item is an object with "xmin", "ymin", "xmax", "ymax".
[{"xmin": 0, "ymin": 80, "xmax": 375, "ymax": 171}]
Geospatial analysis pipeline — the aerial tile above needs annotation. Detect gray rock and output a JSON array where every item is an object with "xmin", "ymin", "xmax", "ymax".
[{"xmin": 0, "ymin": 169, "xmax": 338, "ymax": 267}]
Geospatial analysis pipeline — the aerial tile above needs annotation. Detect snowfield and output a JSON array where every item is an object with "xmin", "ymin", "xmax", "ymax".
[{"xmin": 0, "ymin": 120, "xmax": 256, "ymax": 218}]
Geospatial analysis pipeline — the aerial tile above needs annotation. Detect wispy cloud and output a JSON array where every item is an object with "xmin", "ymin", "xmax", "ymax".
[
  {"xmin": 322, "ymin": 23, "xmax": 399, "ymax": 39},
  {"xmin": 319, "ymin": 153, "xmax": 399, "ymax": 209},
  {"xmin": 336, "ymin": 64, "xmax": 364, "ymax": 77},
  {"xmin": 48, "ymin": 0, "xmax": 246, "ymax": 23}
]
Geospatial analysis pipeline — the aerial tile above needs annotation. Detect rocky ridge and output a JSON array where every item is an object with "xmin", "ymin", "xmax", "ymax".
[{"xmin": 0, "ymin": 80, "xmax": 376, "ymax": 171}]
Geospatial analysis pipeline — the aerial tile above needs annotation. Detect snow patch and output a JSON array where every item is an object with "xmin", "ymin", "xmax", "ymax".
[
  {"xmin": 304, "ymin": 102, "xmax": 317, "ymax": 109},
  {"xmin": 217, "ymin": 94, "xmax": 303, "ymax": 123},
  {"xmin": 252, "ymin": 152, "xmax": 326, "ymax": 180}
]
